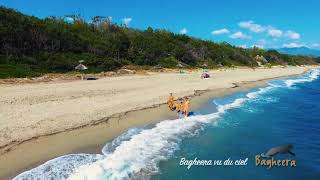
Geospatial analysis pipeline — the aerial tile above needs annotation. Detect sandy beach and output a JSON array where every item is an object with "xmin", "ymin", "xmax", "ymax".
[
  {"xmin": 0, "ymin": 66, "xmax": 317, "ymax": 179},
  {"xmin": 2, "ymin": 1, "xmax": 319, "ymax": 179},
  {"xmin": 0, "ymin": 76, "xmax": 275, "ymax": 180},
  {"xmin": 0, "ymin": 67, "xmax": 313, "ymax": 153}
]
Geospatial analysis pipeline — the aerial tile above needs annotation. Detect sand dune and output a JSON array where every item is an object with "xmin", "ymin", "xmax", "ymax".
[{"xmin": 0, "ymin": 67, "xmax": 314, "ymax": 150}]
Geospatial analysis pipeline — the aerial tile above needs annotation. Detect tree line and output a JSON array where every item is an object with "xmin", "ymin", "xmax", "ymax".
[{"xmin": 0, "ymin": 6, "xmax": 318, "ymax": 78}]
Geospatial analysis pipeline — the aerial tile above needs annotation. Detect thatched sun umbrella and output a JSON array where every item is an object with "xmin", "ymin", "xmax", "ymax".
[
  {"xmin": 202, "ymin": 63, "xmax": 208, "ymax": 72},
  {"xmin": 176, "ymin": 63, "xmax": 184, "ymax": 73},
  {"xmin": 176, "ymin": 63, "xmax": 184, "ymax": 68},
  {"xmin": 75, "ymin": 63, "xmax": 88, "ymax": 71},
  {"xmin": 75, "ymin": 60, "xmax": 88, "ymax": 80}
]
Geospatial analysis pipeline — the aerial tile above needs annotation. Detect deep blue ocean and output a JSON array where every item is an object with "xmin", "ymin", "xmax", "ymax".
[
  {"xmin": 152, "ymin": 71, "xmax": 320, "ymax": 180},
  {"xmin": 14, "ymin": 69, "xmax": 320, "ymax": 180}
]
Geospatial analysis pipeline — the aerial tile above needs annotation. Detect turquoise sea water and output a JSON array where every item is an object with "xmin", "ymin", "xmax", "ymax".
[{"xmin": 14, "ymin": 69, "xmax": 320, "ymax": 180}]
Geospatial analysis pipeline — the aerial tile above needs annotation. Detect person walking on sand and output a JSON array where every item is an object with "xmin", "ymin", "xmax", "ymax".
[
  {"xmin": 183, "ymin": 97, "xmax": 190, "ymax": 117},
  {"xmin": 168, "ymin": 93, "xmax": 175, "ymax": 111},
  {"xmin": 176, "ymin": 99, "xmax": 183, "ymax": 113}
]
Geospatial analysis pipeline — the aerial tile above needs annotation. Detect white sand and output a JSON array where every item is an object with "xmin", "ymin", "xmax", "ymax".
[{"xmin": 0, "ymin": 67, "xmax": 313, "ymax": 148}]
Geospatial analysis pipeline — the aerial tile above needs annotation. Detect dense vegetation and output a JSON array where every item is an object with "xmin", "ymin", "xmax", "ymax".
[{"xmin": 0, "ymin": 6, "xmax": 318, "ymax": 78}]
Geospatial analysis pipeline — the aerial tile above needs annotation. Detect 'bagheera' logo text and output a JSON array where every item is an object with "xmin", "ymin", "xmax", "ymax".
[{"xmin": 255, "ymin": 155, "xmax": 296, "ymax": 169}]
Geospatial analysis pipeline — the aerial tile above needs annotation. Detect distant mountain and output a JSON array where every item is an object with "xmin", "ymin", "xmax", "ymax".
[{"xmin": 276, "ymin": 47, "xmax": 320, "ymax": 56}]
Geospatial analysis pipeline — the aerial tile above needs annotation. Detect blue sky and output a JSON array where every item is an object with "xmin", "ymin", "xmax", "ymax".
[{"xmin": 1, "ymin": 0, "xmax": 320, "ymax": 49}]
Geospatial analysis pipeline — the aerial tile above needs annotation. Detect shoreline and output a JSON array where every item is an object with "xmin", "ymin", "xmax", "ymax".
[
  {"xmin": 0, "ymin": 66, "xmax": 316, "ymax": 179},
  {"xmin": 0, "ymin": 77, "xmax": 270, "ymax": 155},
  {"xmin": 0, "ymin": 67, "xmax": 314, "ymax": 151},
  {"xmin": 0, "ymin": 69, "xmax": 308, "ymax": 155},
  {"xmin": 0, "ymin": 79, "xmax": 269, "ymax": 180},
  {"xmin": 0, "ymin": 72, "xmax": 310, "ymax": 180}
]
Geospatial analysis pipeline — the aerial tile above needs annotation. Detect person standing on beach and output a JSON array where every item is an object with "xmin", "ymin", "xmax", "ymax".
[
  {"xmin": 176, "ymin": 99, "xmax": 183, "ymax": 113},
  {"xmin": 183, "ymin": 97, "xmax": 190, "ymax": 117},
  {"xmin": 168, "ymin": 93, "xmax": 175, "ymax": 111}
]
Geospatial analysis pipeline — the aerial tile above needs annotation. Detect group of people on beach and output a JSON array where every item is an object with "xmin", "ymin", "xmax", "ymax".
[{"xmin": 168, "ymin": 93, "xmax": 190, "ymax": 117}]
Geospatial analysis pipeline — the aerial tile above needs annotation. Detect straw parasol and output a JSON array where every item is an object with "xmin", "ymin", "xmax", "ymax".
[
  {"xmin": 176, "ymin": 63, "xmax": 184, "ymax": 68},
  {"xmin": 75, "ymin": 60, "xmax": 88, "ymax": 80},
  {"xmin": 202, "ymin": 63, "xmax": 208, "ymax": 72},
  {"xmin": 75, "ymin": 64, "xmax": 88, "ymax": 70},
  {"xmin": 176, "ymin": 63, "xmax": 184, "ymax": 73}
]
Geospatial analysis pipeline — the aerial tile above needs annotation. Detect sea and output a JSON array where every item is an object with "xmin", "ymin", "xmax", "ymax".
[{"xmin": 14, "ymin": 69, "xmax": 320, "ymax": 180}]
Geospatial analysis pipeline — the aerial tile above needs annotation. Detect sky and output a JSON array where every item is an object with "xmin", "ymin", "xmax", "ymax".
[{"xmin": 1, "ymin": 0, "xmax": 320, "ymax": 49}]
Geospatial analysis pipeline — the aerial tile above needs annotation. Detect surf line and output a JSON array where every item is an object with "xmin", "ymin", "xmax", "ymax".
[{"xmin": 255, "ymin": 155, "xmax": 297, "ymax": 169}]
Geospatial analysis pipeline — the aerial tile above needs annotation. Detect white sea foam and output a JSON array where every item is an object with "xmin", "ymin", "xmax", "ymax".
[
  {"xmin": 67, "ymin": 87, "xmax": 275, "ymax": 180},
  {"xmin": 216, "ymin": 86, "xmax": 273, "ymax": 114},
  {"xmin": 13, "ymin": 154, "xmax": 104, "ymax": 180},
  {"xmin": 102, "ymin": 128, "xmax": 143, "ymax": 155},
  {"xmin": 285, "ymin": 69, "xmax": 320, "ymax": 87},
  {"xmin": 68, "ymin": 118, "xmax": 204, "ymax": 179},
  {"xmin": 13, "ymin": 69, "xmax": 320, "ymax": 180}
]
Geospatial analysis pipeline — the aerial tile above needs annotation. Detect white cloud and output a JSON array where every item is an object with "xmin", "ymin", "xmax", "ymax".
[
  {"xmin": 251, "ymin": 44, "xmax": 264, "ymax": 49},
  {"xmin": 230, "ymin": 31, "xmax": 251, "ymax": 39},
  {"xmin": 211, "ymin": 28, "xmax": 230, "ymax": 35},
  {"xmin": 268, "ymin": 28, "xmax": 283, "ymax": 37},
  {"xmin": 238, "ymin": 20, "xmax": 265, "ymax": 33},
  {"xmin": 283, "ymin": 42, "xmax": 303, "ymax": 48},
  {"xmin": 251, "ymin": 39, "xmax": 267, "ymax": 49},
  {"xmin": 238, "ymin": 44, "xmax": 248, "ymax": 48},
  {"xmin": 285, "ymin": 30, "xmax": 300, "ymax": 39},
  {"xmin": 311, "ymin": 43, "xmax": 320, "ymax": 49},
  {"xmin": 65, "ymin": 17, "xmax": 74, "ymax": 22},
  {"xmin": 238, "ymin": 21, "xmax": 302, "ymax": 42},
  {"xmin": 179, "ymin": 28, "xmax": 188, "ymax": 34},
  {"xmin": 122, "ymin": 17, "xmax": 132, "ymax": 26}
]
